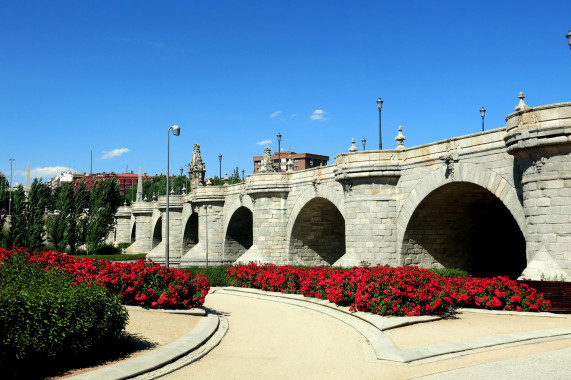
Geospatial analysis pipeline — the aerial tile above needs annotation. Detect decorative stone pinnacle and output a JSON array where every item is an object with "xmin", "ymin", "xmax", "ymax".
[
  {"xmin": 395, "ymin": 125, "xmax": 406, "ymax": 149},
  {"xmin": 515, "ymin": 92, "xmax": 530, "ymax": 111},
  {"xmin": 349, "ymin": 138, "xmax": 358, "ymax": 152}
]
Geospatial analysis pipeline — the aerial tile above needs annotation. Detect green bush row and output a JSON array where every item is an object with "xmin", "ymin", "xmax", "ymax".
[
  {"xmin": 0, "ymin": 253, "xmax": 129, "ymax": 369},
  {"xmin": 183, "ymin": 265, "xmax": 230, "ymax": 286},
  {"xmin": 181, "ymin": 265, "xmax": 469, "ymax": 286}
]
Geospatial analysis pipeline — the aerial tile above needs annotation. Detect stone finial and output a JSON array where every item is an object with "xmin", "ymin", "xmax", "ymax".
[
  {"xmin": 515, "ymin": 92, "xmax": 530, "ymax": 112},
  {"xmin": 136, "ymin": 167, "xmax": 143, "ymax": 202},
  {"xmin": 286, "ymin": 155, "xmax": 294, "ymax": 172},
  {"xmin": 349, "ymin": 138, "xmax": 358, "ymax": 152},
  {"xmin": 261, "ymin": 146, "xmax": 274, "ymax": 172},
  {"xmin": 395, "ymin": 125, "xmax": 406, "ymax": 149}
]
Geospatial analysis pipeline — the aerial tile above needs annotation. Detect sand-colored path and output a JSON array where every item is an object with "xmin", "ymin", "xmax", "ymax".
[{"xmin": 164, "ymin": 291, "xmax": 571, "ymax": 380}]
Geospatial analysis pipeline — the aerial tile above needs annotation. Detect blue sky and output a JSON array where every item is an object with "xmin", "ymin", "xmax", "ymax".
[{"xmin": 1, "ymin": 1, "xmax": 570, "ymax": 186}]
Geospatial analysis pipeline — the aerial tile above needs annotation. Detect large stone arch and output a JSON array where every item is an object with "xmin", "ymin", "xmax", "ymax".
[
  {"xmin": 397, "ymin": 163, "xmax": 526, "ymax": 278},
  {"xmin": 287, "ymin": 184, "xmax": 346, "ymax": 265}
]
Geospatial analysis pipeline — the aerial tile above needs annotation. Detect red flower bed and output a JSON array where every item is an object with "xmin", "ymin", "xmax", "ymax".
[
  {"xmin": 0, "ymin": 247, "xmax": 210, "ymax": 309},
  {"xmin": 227, "ymin": 263, "xmax": 550, "ymax": 316}
]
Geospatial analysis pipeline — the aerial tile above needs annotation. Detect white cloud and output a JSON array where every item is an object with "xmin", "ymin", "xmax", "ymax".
[
  {"xmin": 16, "ymin": 166, "xmax": 77, "ymax": 179},
  {"xmin": 256, "ymin": 139, "xmax": 272, "ymax": 146},
  {"xmin": 101, "ymin": 148, "xmax": 130, "ymax": 160},
  {"xmin": 310, "ymin": 109, "xmax": 328, "ymax": 121},
  {"xmin": 289, "ymin": 114, "xmax": 297, "ymax": 118},
  {"xmin": 270, "ymin": 111, "xmax": 281, "ymax": 118}
]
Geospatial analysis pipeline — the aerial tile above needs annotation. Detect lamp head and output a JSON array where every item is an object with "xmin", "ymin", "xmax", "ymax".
[
  {"xmin": 277, "ymin": 132, "xmax": 282, "ymax": 142},
  {"xmin": 567, "ymin": 30, "xmax": 571, "ymax": 49},
  {"xmin": 480, "ymin": 107, "xmax": 486, "ymax": 118},
  {"xmin": 377, "ymin": 98, "xmax": 383, "ymax": 110},
  {"xmin": 219, "ymin": 154, "xmax": 222, "ymax": 160},
  {"xmin": 171, "ymin": 125, "xmax": 180, "ymax": 136}
]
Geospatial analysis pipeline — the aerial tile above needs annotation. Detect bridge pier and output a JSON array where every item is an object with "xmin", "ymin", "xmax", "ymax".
[
  {"xmin": 505, "ymin": 101, "xmax": 571, "ymax": 280},
  {"xmin": 125, "ymin": 201, "xmax": 154, "ymax": 254}
]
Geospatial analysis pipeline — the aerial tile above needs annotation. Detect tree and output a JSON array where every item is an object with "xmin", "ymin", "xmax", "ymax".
[
  {"xmin": 229, "ymin": 167, "xmax": 242, "ymax": 184},
  {"xmin": 9, "ymin": 185, "xmax": 27, "ymax": 248},
  {"xmin": 46, "ymin": 183, "xmax": 74, "ymax": 251},
  {"xmin": 85, "ymin": 178, "xmax": 120, "ymax": 253},
  {"xmin": 73, "ymin": 182, "xmax": 89, "ymax": 252},
  {"xmin": 27, "ymin": 179, "xmax": 50, "ymax": 250}
]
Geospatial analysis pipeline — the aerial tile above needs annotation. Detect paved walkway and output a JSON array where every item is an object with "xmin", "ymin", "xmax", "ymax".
[
  {"xmin": 67, "ymin": 287, "xmax": 571, "ymax": 380},
  {"xmin": 163, "ymin": 289, "xmax": 571, "ymax": 380}
]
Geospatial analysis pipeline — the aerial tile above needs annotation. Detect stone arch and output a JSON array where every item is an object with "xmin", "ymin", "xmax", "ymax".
[
  {"xmin": 287, "ymin": 185, "xmax": 346, "ymax": 265},
  {"xmin": 287, "ymin": 183, "xmax": 345, "ymax": 241},
  {"xmin": 182, "ymin": 213, "xmax": 199, "ymax": 252},
  {"xmin": 397, "ymin": 163, "xmax": 526, "ymax": 278},
  {"xmin": 152, "ymin": 216, "xmax": 162, "ymax": 249},
  {"xmin": 224, "ymin": 206, "xmax": 253, "ymax": 262}
]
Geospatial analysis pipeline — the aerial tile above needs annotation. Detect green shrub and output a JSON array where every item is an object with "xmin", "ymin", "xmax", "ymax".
[
  {"xmin": 117, "ymin": 242, "xmax": 132, "ymax": 250},
  {"xmin": 184, "ymin": 265, "xmax": 230, "ymax": 286},
  {"xmin": 93, "ymin": 242, "xmax": 119, "ymax": 255},
  {"xmin": 0, "ymin": 253, "xmax": 129, "ymax": 369},
  {"xmin": 431, "ymin": 267, "xmax": 469, "ymax": 278}
]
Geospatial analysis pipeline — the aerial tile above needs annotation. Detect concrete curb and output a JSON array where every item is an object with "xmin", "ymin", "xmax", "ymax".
[
  {"xmin": 217, "ymin": 287, "xmax": 571, "ymax": 363},
  {"xmin": 67, "ymin": 308, "xmax": 221, "ymax": 380}
]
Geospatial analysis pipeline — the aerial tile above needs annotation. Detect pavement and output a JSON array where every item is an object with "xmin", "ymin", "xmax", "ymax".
[{"xmin": 64, "ymin": 287, "xmax": 571, "ymax": 380}]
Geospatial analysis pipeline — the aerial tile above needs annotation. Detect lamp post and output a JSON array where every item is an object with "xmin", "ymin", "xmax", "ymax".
[
  {"xmin": 362, "ymin": 137, "xmax": 366, "ymax": 151},
  {"xmin": 8, "ymin": 158, "xmax": 14, "ymax": 216},
  {"xmin": 377, "ymin": 98, "xmax": 383, "ymax": 150},
  {"xmin": 242, "ymin": 169, "xmax": 245, "ymax": 182},
  {"xmin": 218, "ymin": 154, "xmax": 222, "ymax": 185},
  {"xmin": 277, "ymin": 132, "xmax": 282, "ymax": 172},
  {"xmin": 567, "ymin": 30, "xmax": 571, "ymax": 50},
  {"xmin": 203, "ymin": 204, "xmax": 211, "ymax": 268},
  {"xmin": 166, "ymin": 125, "xmax": 180, "ymax": 267},
  {"xmin": 480, "ymin": 107, "xmax": 486, "ymax": 132}
]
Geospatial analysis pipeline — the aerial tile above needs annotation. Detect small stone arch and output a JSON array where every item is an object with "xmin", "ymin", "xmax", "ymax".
[
  {"xmin": 286, "ymin": 183, "xmax": 345, "ymax": 241},
  {"xmin": 152, "ymin": 216, "xmax": 162, "ymax": 249},
  {"xmin": 287, "ymin": 184, "xmax": 346, "ymax": 265},
  {"xmin": 182, "ymin": 213, "xmax": 199, "ymax": 252},
  {"xmin": 224, "ymin": 206, "xmax": 253, "ymax": 263}
]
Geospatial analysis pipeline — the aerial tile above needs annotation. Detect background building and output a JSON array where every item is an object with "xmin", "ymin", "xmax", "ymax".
[{"xmin": 253, "ymin": 151, "xmax": 329, "ymax": 173}]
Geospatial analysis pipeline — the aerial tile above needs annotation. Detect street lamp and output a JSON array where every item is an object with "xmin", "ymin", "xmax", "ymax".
[
  {"xmin": 277, "ymin": 132, "xmax": 282, "ymax": 172},
  {"xmin": 567, "ymin": 30, "xmax": 571, "ymax": 50},
  {"xmin": 480, "ymin": 107, "xmax": 486, "ymax": 132},
  {"xmin": 362, "ymin": 137, "xmax": 366, "ymax": 151},
  {"xmin": 166, "ymin": 125, "xmax": 180, "ymax": 267},
  {"xmin": 203, "ymin": 204, "xmax": 211, "ymax": 268},
  {"xmin": 377, "ymin": 98, "xmax": 383, "ymax": 150},
  {"xmin": 8, "ymin": 158, "xmax": 14, "ymax": 216},
  {"xmin": 242, "ymin": 169, "xmax": 245, "ymax": 182},
  {"xmin": 218, "ymin": 154, "xmax": 222, "ymax": 185}
]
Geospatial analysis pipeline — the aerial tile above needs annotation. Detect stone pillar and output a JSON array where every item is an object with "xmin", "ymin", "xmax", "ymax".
[
  {"xmin": 235, "ymin": 190, "xmax": 289, "ymax": 265},
  {"xmin": 148, "ymin": 196, "xmax": 184, "ymax": 267},
  {"xmin": 126, "ymin": 201, "xmax": 154, "ymax": 254},
  {"xmin": 114, "ymin": 205, "xmax": 132, "ymax": 245},
  {"xmin": 334, "ymin": 165, "xmax": 401, "ymax": 267},
  {"xmin": 180, "ymin": 201, "xmax": 225, "ymax": 267},
  {"xmin": 504, "ymin": 99, "xmax": 571, "ymax": 280}
]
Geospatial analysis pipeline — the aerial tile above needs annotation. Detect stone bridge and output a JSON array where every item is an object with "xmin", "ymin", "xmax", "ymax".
[{"xmin": 114, "ymin": 98, "xmax": 571, "ymax": 280}]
